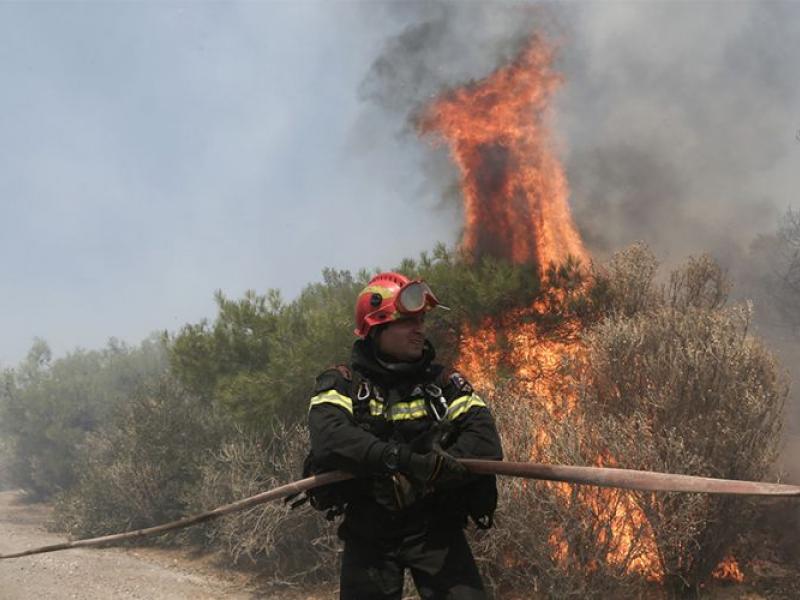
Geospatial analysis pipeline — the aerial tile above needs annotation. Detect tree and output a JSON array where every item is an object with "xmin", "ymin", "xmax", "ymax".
[
  {"xmin": 167, "ymin": 251, "xmax": 549, "ymax": 427},
  {"xmin": 0, "ymin": 336, "xmax": 168, "ymax": 498}
]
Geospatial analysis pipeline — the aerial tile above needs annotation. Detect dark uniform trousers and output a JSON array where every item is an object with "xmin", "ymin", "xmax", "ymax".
[{"xmin": 340, "ymin": 526, "xmax": 486, "ymax": 600}]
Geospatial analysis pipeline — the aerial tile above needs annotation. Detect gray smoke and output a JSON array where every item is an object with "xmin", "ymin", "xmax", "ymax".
[
  {"xmin": 360, "ymin": 3, "xmax": 540, "ymax": 116},
  {"xmin": 363, "ymin": 1, "xmax": 799, "ymax": 263},
  {"xmin": 360, "ymin": 0, "xmax": 800, "ymax": 471},
  {"xmin": 558, "ymin": 2, "xmax": 799, "ymax": 268},
  {"xmin": 555, "ymin": 3, "xmax": 800, "ymax": 478},
  {"xmin": 357, "ymin": 3, "xmax": 547, "ymax": 183}
]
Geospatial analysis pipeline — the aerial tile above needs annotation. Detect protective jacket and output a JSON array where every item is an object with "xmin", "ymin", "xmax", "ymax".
[{"xmin": 308, "ymin": 337, "xmax": 503, "ymax": 542}]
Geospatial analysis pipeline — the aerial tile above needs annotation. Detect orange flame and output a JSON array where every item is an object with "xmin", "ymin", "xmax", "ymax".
[
  {"xmin": 418, "ymin": 37, "xmax": 586, "ymax": 271},
  {"xmin": 420, "ymin": 33, "xmax": 748, "ymax": 587},
  {"xmin": 419, "ymin": 35, "xmax": 668, "ymax": 581},
  {"xmin": 712, "ymin": 555, "xmax": 745, "ymax": 583}
]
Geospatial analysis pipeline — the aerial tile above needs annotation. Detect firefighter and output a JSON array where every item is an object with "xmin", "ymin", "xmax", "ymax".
[{"xmin": 307, "ymin": 272, "xmax": 503, "ymax": 600}]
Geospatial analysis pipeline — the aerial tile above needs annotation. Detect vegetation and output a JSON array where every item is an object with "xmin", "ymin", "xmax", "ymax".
[
  {"xmin": 166, "ymin": 245, "xmax": 541, "ymax": 427},
  {"xmin": 0, "ymin": 336, "xmax": 167, "ymax": 499},
  {"xmin": 55, "ymin": 377, "xmax": 228, "ymax": 537},
  {"xmin": 472, "ymin": 246, "xmax": 786, "ymax": 597},
  {"xmin": 0, "ymin": 238, "xmax": 793, "ymax": 598}
]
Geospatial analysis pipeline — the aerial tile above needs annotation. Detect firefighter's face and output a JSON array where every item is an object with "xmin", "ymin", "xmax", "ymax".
[{"xmin": 376, "ymin": 314, "xmax": 426, "ymax": 361}]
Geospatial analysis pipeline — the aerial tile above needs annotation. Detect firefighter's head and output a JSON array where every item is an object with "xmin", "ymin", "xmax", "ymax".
[{"xmin": 354, "ymin": 272, "xmax": 443, "ymax": 361}]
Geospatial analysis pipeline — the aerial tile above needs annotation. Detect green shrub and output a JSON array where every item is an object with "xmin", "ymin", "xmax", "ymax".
[
  {"xmin": 0, "ymin": 337, "xmax": 167, "ymax": 499},
  {"xmin": 55, "ymin": 376, "xmax": 228, "ymax": 537}
]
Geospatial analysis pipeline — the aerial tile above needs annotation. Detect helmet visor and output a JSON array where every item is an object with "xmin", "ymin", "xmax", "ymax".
[{"xmin": 397, "ymin": 281, "xmax": 439, "ymax": 314}]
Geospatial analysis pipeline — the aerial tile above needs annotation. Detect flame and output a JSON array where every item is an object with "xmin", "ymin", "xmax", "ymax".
[
  {"xmin": 419, "ymin": 35, "xmax": 668, "ymax": 581},
  {"xmin": 419, "ymin": 32, "xmax": 749, "ymax": 588},
  {"xmin": 418, "ymin": 37, "xmax": 586, "ymax": 270},
  {"xmin": 712, "ymin": 555, "xmax": 745, "ymax": 583}
]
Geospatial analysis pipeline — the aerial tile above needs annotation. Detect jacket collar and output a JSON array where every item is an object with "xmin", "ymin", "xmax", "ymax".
[{"xmin": 351, "ymin": 337, "xmax": 435, "ymax": 386}]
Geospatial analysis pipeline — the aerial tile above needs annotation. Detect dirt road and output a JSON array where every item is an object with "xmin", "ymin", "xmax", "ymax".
[{"xmin": 0, "ymin": 490, "xmax": 258, "ymax": 600}]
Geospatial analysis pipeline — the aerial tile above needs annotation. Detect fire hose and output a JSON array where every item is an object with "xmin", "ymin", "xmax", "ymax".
[{"xmin": 1, "ymin": 459, "xmax": 798, "ymax": 560}]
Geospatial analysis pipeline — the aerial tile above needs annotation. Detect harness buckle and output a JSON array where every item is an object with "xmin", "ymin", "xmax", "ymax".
[
  {"xmin": 424, "ymin": 383, "xmax": 448, "ymax": 422},
  {"xmin": 357, "ymin": 381, "xmax": 371, "ymax": 401}
]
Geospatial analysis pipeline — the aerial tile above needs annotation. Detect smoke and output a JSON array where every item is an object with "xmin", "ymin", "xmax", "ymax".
[
  {"xmin": 357, "ymin": 2, "xmax": 544, "ymax": 214},
  {"xmin": 359, "ymin": 3, "xmax": 539, "ymax": 113},
  {"xmin": 363, "ymin": 2, "xmax": 798, "ymax": 263},
  {"xmin": 551, "ymin": 2, "xmax": 800, "ymax": 477},
  {"xmin": 558, "ymin": 2, "xmax": 799, "ymax": 268},
  {"xmin": 359, "ymin": 1, "xmax": 800, "ymax": 468}
]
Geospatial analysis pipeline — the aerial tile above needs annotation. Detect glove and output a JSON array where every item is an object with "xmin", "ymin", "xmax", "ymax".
[
  {"xmin": 372, "ymin": 473, "xmax": 419, "ymax": 511},
  {"xmin": 406, "ymin": 448, "xmax": 468, "ymax": 489}
]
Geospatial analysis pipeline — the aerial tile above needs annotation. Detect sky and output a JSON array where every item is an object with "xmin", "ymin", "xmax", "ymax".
[
  {"xmin": 0, "ymin": 2, "xmax": 460, "ymax": 367},
  {"xmin": 2, "ymin": 1, "xmax": 799, "ymax": 368}
]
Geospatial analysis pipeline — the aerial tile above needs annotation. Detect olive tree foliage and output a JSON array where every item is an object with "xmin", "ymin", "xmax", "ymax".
[
  {"xmin": 0, "ymin": 336, "xmax": 168, "ymax": 499},
  {"xmin": 167, "ymin": 249, "xmax": 543, "ymax": 427},
  {"xmin": 55, "ymin": 376, "xmax": 229, "ymax": 538},
  {"xmin": 167, "ymin": 270, "xmax": 364, "ymax": 426}
]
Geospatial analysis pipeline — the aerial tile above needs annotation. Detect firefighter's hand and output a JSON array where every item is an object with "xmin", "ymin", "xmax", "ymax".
[
  {"xmin": 372, "ymin": 473, "xmax": 419, "ymax": 511},
  {"xmin": 406, "ymin": 448, "xmax": 468, "ymax": 488}
]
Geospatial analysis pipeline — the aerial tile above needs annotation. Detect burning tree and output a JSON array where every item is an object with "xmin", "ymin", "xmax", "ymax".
[{"xmin": 418, "ymin": 35, "xmax": 788, "ymax": 596}]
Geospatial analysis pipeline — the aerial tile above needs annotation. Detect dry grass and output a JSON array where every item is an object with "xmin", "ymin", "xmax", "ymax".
[{"xmin": 185, "ymin": 422, "xmax": 340, "ymax": 586}]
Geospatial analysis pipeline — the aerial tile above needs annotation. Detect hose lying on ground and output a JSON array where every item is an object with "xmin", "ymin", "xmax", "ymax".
[{"xmin": 2, "ymin": 460, "xmax": 798, "ymax": 560}]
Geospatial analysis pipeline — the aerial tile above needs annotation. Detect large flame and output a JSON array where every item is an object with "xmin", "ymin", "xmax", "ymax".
[
  {"xmin": 418, "ymin": 37, "xmax": 586, "ymax": 270},
  {"xmin": 418, "ymin": 35, "xmax": 741, "ymax": 585}
]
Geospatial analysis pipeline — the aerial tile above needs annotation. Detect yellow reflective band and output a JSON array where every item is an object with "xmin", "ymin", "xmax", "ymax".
[
  {"xmin": 388, "ymin": 399, "xmax": 427, "ymax": 421},
  {"xmin": 447, "ymin": 394, "xmax": 487, "ymax": 420},
  {"xmin": 309, "ymin": 390, "xmax": 353, "ymax": 415},
  {"xmin": 369, "ymin": 399, "xmax": 384, "ymax": 417}
]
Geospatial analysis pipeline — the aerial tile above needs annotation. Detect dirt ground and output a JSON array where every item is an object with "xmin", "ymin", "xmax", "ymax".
[
  {"xmin": 2, "ymin": 487, "xmax": 797, "ymax": 599},
  {"xmin": 0, "ymin": 490, "xmax": 307, "ymax": 600}
]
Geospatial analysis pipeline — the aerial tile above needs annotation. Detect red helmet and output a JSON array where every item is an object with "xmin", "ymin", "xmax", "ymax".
[{"xmin": 354, "ymin": 272, "xmax": 443, "ymax": 338}]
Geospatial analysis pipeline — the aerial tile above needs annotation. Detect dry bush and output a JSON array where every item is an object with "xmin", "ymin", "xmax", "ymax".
[
  {"xmin": 585, "ymin": 307, "xmax": 785, "ymax": 592},
  {"xmin": 600, "ymin": 241, "xmax": 661, "ymax": 318},
  {"xmin": 470, "ymin": 382, "xmax": 652, "ymax": 599},
  {"xmin": 54, "ymin": 377, "xmax": 225, "ymax": 538},
  {"xmin": 583, "ymin": 247, "xmax": 786, "ymax": 593},
  {"xmin": 470, "ymin": 245, "xmax": 786, "ymax": 598},
  {"xmin": 186, "ymin": 421, "xmax": 340, "ymax": 586}
]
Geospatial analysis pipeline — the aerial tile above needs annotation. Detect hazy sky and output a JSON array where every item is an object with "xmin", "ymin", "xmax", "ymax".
[
  {"xmin": 0, "ymin": 2, "xmax": 459, "ymax": 366},
  {"xmin": 2, "ymin": 1, "xmax": 798, "ymax": 367}
]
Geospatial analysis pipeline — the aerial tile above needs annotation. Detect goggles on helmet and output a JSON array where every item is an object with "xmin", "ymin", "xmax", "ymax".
[
  {"xmin": 354, "ymin": 273, "xmax": 449, "ymax": 337},
  {"xmin": 396, "ymin": 281, "xmax": 443, "ymax": 314}
]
